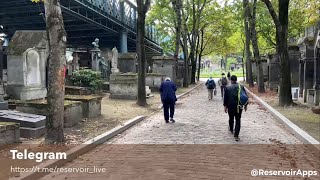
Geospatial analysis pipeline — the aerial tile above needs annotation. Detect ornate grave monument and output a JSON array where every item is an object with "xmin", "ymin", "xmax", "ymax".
[
  {"xmin": 109, "ymin": 47, "xmax": 138, "ymax": 99},
  {"xmin": 5, "ymin": 31, "xmax": 47, "ymax": 100}
]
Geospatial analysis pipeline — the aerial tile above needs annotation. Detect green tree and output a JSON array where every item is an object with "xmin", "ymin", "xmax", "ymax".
[{"xmin": 262, "ymin": 0, "xmax": 293, "ymax": 106}]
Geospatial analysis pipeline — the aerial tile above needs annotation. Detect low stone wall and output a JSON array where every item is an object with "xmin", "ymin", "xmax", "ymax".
[
  {"xmin": 146, "ymin": 73, "xmax": 166, "ymax": 91},
  {"xmin": 0, "ymin": 122, "xmax": 20, "ymax": 144},
  {"xmin": 109, "ymin": 73, "xmax": 138, "ymax": 100},
  {"xmin": 65, "ymin": 95, "xmax": 103, "ymax": 118},
  {"xmin": 16, "ymin": 100, "xmax": 83, "ymax": 128}
]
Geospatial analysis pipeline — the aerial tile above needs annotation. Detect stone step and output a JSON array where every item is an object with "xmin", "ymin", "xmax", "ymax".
[{"xmin": 0, "ymin": 110, "xmax": 46, "ymax": 128}]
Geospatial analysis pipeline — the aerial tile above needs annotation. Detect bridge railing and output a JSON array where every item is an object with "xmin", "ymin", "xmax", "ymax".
[{"xmin": 83, "ymin": 0, "xmax": 159, "ymax": 44}]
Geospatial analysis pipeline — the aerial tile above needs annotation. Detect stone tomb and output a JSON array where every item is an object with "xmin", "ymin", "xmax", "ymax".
[
  {"xmin": 0, "ymin": 122, "xmax": 20, "ymax": 144},
  {"xmin": 109, "ymin": 73, "xmax": 138, "ymax": 100},
  {"xmin": 64, "ymin": 95, "xmax": 102, "ymax": 118},
  {"xmin": 118, "ymin": 53, "xmax": 138, "ymax": 73},
  {"xmin": 297, "ymin": 36, "xmax": 315, "ymax": 103},
  {"xmin": 146, "ymin": 73, "xmax": 166, "ymax": 91},
  {"xmin": 15, "ymin": 100, "xmax": 82, "ymax": 128},
  {"xmin": 0, "ymin": 110, "xmax": 45, "ymax": 138},
  {"xmin": 152, "ymin": 56, "xmax": 176, "ymax": 82},
  {"xmin": 5, "ymin": 31, "xmax": 47, "ymax": 100},
  {"xmin": 267, "ymin": 54, "xmax": 280, "ymax": 90}
]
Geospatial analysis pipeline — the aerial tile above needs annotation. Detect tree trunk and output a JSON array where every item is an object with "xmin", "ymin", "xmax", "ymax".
[
  {"xmin": 250, "ymin": 0, "xmax": 265, "ymax": 93},
  {"xmin": 278, "ymin": 0, "xmax": 292, "ymax": 106},
  {"xmin": 262, "ymin": 0, "xmax": 293, "ymax": 106},
  {"xmin": 44, "ymin": 0, "xmax": 67, "ymax": 143},
  {"xmin": 197, "ymin": 29, "xmax": 204, "ymax": 82},
  {"xmin": 171, "ymin": 0, "xmax": 182, "ymax": 83},
  {"xmin": 181, "ymin": 5, "xmax": 189, "ymax": 88},
  {"xmin": 243, "ymin": 0, "xmax": 254, "ymax": 87},
  {"xmin": 136, "ymin": 0, "xmax": 150, "ymax": 106}
]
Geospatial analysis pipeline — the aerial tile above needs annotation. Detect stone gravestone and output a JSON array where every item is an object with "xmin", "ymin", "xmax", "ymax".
[
  {"xmin": 0, "ymin": 39, "xmax": 5, "ymax": 95},
  {"xmin": 268, "ymin": 54, "xmax": 280, "ymax": 91},
  {"xmin": 0, "ymin": 95, "xmax": 8, "ymax": 110},
  {"xmin": 5, "ymin": 31, "xmax": 47, "ymax": 100},
  {"xmin": 111, "ymin": 47, "xmax": 120, "ymax": 73}
]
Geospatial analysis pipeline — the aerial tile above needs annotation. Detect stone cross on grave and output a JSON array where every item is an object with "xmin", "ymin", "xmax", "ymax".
[{"xmin": 111, "ymin": 47, "xmax": 119, "ymax": 73}]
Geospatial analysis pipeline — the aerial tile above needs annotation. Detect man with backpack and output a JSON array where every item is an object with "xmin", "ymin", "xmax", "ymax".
[
  {"xmin": 218, "ymin": 73, "xmax": 228, "ymax": 99},
  {"xmin": 205, "ymin": 77, "xmax": 216, "ymax": 100},
  {"xmin": 223, "ymin": 75, "xmax": 248, "ymax": 141}
]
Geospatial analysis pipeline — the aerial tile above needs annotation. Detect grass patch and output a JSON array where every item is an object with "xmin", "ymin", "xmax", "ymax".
[{"xmin": 200, "ymin": 69, "xmax": 245, "ymax": 78}]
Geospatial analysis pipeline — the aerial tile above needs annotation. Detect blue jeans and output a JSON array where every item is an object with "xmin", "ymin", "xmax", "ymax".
[{"xmin": 163, "ymin": 100, "xmax": 175, "ymax": 121}]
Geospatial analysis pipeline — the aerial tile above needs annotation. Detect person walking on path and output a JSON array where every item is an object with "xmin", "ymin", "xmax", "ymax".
[
  {"xmin": 223, "ymin": 75, "xmax": 248, "ymax": 141},
  {"xmin": 227, "ymin": 71, "xmax": 231, "ymax": 80},
  {"xmin": 160, "ymin": 77, "xmax": 177, "ymax": 123},
  {"xmin": 218, "ymin": 73, "xmax": 228, "ymax": 99},
  {"xmin": 205, "ymin": 77, "xmax": 216, "ymax": 100}
]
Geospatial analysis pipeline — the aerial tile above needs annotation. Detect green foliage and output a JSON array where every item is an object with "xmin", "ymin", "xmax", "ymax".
[{"xmin": 70, "ymin": 69, "xmax": 103, "ymax": 90}]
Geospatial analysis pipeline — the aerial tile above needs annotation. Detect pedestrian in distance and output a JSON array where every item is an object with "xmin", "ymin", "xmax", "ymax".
[
  {"xmin": 160, "ymin": 77, "xmax": 177, "ymax": 123},
  {"xmin": 223, "ymin": 75, "xmax": 249, "ymax": 141},
  {"xmin": 218, "ymin": 73, "xmax": 228, "ymax": 99},
  {"xmin": 227, "ymin": 71, "xmax": 231, "ymax": 81},
  {"xmin": 205, "ymin": 77, "xmax": 216, "ymax": 100}
]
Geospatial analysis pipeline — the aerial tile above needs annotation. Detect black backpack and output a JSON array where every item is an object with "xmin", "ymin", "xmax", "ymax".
[
  {"xmin": 207, "ymin": 80, "xmax": 215, "ymax": 89},
  {"xmin": 221, "ymin": 77, "xmax": 228, "ymax": 86}
]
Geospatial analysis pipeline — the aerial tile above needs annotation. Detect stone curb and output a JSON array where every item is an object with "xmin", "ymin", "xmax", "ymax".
[
  {"xmin": 158, "ymin": 81, "xmax": 205, "ymax": 109},
  {"xmin": 11, "ymin": 116, "xmax": 145, "ymax": 180},
  {"xmin": 245, "ymin": 87, "xmax": 320, "ymax": 150}
]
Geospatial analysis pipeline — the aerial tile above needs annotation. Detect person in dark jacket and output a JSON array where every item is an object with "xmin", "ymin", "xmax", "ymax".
[
  {"xmin": 160, "ymin": 77, "xmax": 177, "ymax": 123},
  {"xmin": 227, "ymin": 71, "xmax": 231, "ymax": 80},
  {"xmin": 205, "ymin": 77, "xmax": 216, "ymax": 100},
  {"xmin": 223, "ymin": 75, "xmax": 248, "ymax": 141}
]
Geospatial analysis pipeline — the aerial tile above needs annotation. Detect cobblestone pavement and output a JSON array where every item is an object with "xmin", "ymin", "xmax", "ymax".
[
  {"xmin": 41, "ymin": 82, "xmax": 319, "ymax": 180},
  {"xmin": 107, "ymin": 83, "xmax": 301, "ymax": 144}
]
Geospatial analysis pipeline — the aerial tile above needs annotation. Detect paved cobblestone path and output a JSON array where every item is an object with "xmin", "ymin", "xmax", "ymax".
[{"xmin": 42, "ymin": 82, "xmax": 319, "ymax": 180}]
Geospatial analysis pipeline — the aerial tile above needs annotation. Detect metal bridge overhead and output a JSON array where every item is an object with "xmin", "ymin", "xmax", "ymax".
[{"xmin": 0, "ymin": 0, "xmax": 162, "ymax": 54}]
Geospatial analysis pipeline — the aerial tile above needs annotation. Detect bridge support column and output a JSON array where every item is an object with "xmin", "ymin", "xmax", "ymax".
[{"xmin": 120, "ymin": 30, "xmax": 128, "ymax": 53}]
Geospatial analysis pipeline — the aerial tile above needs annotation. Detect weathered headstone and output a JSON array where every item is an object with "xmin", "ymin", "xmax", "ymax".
[
  {"xmin": 5, "ymin": 31, "xmax": 47, "ymax": 100},
  {"xmin": 111, "ymin": 47, "xmax": 119, "ymax": 73},
  {"xmin": 0, "ymin": 95, "xmax": 8, "ymax": 110},
  {"xmin": 268, "ymin": 54, "xmax": 280, "ymax": 91}
]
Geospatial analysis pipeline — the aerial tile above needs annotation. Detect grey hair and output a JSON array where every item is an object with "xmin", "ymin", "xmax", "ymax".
[{"xmin": 165, "ymin": 77, "xmax": 171, "ymax": 81}]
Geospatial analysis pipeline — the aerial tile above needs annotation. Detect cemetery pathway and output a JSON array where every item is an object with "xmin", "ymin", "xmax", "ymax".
[{"xmin": 41, "ymin": 80, "xmax": 320, "ymax": 180}]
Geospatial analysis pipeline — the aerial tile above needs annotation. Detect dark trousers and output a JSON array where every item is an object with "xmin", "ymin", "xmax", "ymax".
[
  {"xmin": 228, "ymin": 107, "xmax": 243, "ymax": 137},
  {"xmin": 163, "ymin": 100, "xmax": 175, "ymax": 121},
  {"xmin": 220, "ymin": 86, "xmax": 226, "ymax": 97}
]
